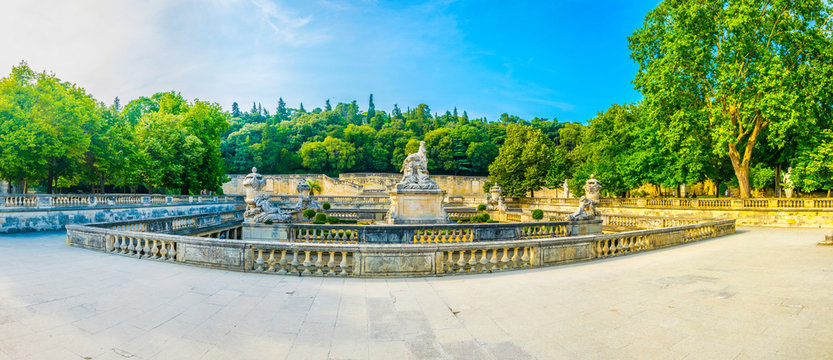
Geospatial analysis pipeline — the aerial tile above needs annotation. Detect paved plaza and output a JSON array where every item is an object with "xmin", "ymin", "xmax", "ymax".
[{"xmin": 0, "ymin": 227, "xmax": 831, "ymax": 360}]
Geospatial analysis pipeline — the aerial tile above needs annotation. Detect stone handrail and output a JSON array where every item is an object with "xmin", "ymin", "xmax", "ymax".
[
  {"xmin": 503, "ymin": 197, "xmax": 833, "ymax": 210},
  {"xmin": 66, "ymin": 215, "xmax": 736, "ymax": 277},
  {"xmin": 274, "ymin": 220, "xmax": 596, "ymax": 245},
  {"xmin": 94, "ymin": 210, "xmax": 244, "ymax": 235},
  {"xmin": 0, "ymin": 194, "xmax": 243, "ymax": 210}
]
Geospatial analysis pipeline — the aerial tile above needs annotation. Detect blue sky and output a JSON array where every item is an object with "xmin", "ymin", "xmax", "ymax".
[{"xmin": 0, "ymin": 0, "xmax": 660, "ymax": 123}]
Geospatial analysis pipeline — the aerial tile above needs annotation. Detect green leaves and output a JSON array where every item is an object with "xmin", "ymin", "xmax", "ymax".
[
  {"xmin": 488, "ymin": 124, "xmax": 553, "ymax": 197},
  {"xmin": 629, "ymin": 0, "xmax": 833, "ymax": 197}
]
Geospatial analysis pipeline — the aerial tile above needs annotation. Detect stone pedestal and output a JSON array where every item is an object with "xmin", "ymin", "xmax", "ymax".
[
  {"xmin": 387, "ymin": 189, "xmax": 449, "ymax": 224},
  {"xmin": 242, "ymin": 222, "xmax": 293, "ymax": 242},
  {"xmin": 784, "ymin": 188, "xmax": 794, "ymax": 198}
]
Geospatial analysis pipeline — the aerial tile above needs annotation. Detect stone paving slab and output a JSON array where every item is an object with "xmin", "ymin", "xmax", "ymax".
[{"xmin": 0, "ymin": 228, "xmax": 831, "ymax": 359}]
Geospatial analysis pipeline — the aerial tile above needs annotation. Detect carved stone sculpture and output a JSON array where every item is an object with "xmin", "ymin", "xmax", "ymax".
[
  {"xmin": 486, "ymin": 185, "xmax": 507, "ymax": 211},
  {"xmin": 293, "ymin": 180, "xmax": 323, "ymax": 212},
  {"xmin": 568, "ymin": 175, "xmax": 602, "ymax": 221},
  {"xmin": 783, "ymin": 167, "xmax": 794, "ymax": 198},
  {"xmin": 242, "ymin": 167, "xmax": 267, "ymax": 215},
  {"xmin": 245, "ymin": 194, "xmax": 292, "ymax": 223},
  {"xmin": 396, "ymin": 141, "xmax": 440, "ymax": 190}
]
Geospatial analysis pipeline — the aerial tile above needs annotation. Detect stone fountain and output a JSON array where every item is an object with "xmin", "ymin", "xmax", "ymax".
[{"xmin": 386, "ymin": 141, "xmax": 449, "ymax": 224}]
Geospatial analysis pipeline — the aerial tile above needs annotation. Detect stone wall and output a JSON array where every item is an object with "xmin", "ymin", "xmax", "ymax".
[
  {"xmin": 503, "ymin": 197, "xmax": 833, "ymax": 228},
  {"xmin": 0, "ymin": 202, "xmax": 241, "ymax": 233},
  {"xmin": 67, "ymin": 214, "xmax": 735, "ymax": 278},
  {"xmin": 223, "ymin": 173, "xmax": 489, "ymax": 197}
]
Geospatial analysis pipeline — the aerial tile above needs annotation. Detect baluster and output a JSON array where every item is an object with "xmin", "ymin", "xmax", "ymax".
[
  {"xmin": 151, "ymin": 240, "xmax": 159, "ymax": 258},
  {"xmin": 521, "ymin": 247, "xmax": 530, "ymax": 267},
  {"xmin": 315, "ymin": 251, "xmax": 324, "ymax": 275},
  {"xmin": 277, "ymin": 250, "xmax": 288, "ymax": 274},
  {"xmin": 467, "ymin": 250, "xmax": 478, "ymax": 268},
  {"xmin": 489, "ymin": 248, "xmax": 498, "ymax": 271},
  {"xmin": 167, "ymin": 242, "xmax": 176, "ymax": 260},
  {"xmin": 142, "ymin": 238, "xmax": 151, "ymax": 258},
  {"xmin": 499, "ymin": 248, "xmax": 510, "ymax": 269},
  {"xmin": 159, "ymin": 240, "xmax": 168, "ymax": 258},
  {"xmin": 456, "ymin": 251, "xmax": 466, "ymax": 272},
  {"xmin": 127, "ymin": 237, "xmax": 135, "ymax": 254},
  {"xmin": 510, "ymin": 247, "xmax": 520, "ymax": 267},
  {"xmin": 302, "ymin": 251, "xmax": 312, "ymax": 275},
  {"xmin": 478, "ymin": 249, "xmax": 489, "ymax": 271},
  {"xmin": 339, "ymin": 252, "xmax": 349, "ymax": 276},
  {"xmin": 290, "ymin": 251, "xmax": 300, "ymax": 274},
  {"xmin": 327, "ymin": 252, "xmax": 336, "ymax": 276},
  {"xmin": 266, "ymin": 250, "xmax": 276, "ymax": 272},
  {"xmin": 255, "ymin": 249, "xmax": 265, "ymax": 271},
  {"xmin": 445, "ymin": 251, "xmax": 455, "ymax": 273}
]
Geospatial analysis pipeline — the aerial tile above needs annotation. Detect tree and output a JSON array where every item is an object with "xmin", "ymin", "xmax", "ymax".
[
  {"xmin": 367, "ymin": 94, "xmax": 376, "ymax": 120},
  {"xmin": 324, "ymin": 99, "xmax": 332, "ymax": 111},
  {"xmin": 488, "ymin": 124, "xmax": 553, "ymax": 197},
  {"xmin": 307, "ymin": 180, "xmax": 322, "ymax": 195},
  {"xmin": 231, "ymin": 102, "xmax": 240, "ymax": 118},
  {"xmin": 792, "ymin": 129, "xmax": 833, "ymax": 196},
  {"xmin": 629, "ymin": 0, "xmax": 833, "ymax": 198}
]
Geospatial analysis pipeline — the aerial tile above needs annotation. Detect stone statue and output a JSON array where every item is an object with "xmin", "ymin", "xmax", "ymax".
[
  {"xmin": 562, "ymin": 179, "xmax": 570, "ymax": 198},
  {"xmin": 486, "ymin": 185, "xmax": 507, "ymax": 211},
  {"xmin": 293, "ymin": 180, "xmax": 323, "ymax": 212},
  {"xmin": 568, "ymin": 175, "xmax": 602, "ymax": 221},
  {"xmin": 396, "ymin": 141, "xmax": 440, "ymax": 190},
  {"xmin": 782, "ymin": 167, "xmax": 794, "ymax": 198},
  {"xmin": 242, "ymin": 167, "xmax": 268, "ymax": 214},
  {"xmin": 245, "ymin": 194, "xmax": 292, "ymax": 223}
]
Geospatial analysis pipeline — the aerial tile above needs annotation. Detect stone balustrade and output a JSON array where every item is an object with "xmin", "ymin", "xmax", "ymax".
[
  {"xmin": 97, "ymin": 210, "xmax": 243, "ymax": 235},
  {"xmin": 249, "ymin": 220, "xmax": 598, "ymax": 245},
  {"xmin": 66, "ymin": 213, "xmax": 735, "ymax": 277},
  {"xmin": 501, "ymin": 196, "xmax": 833, "ymax": 211},
  {"xmin": 0, "ymin": 194, "xmax": 243, "ymax": 210}
]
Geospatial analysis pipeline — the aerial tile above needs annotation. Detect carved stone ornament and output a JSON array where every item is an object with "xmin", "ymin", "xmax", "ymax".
[
  {"xmin": 486, "ymin": 185, "xmax": 507, "ymax": 211},
  {"xmin": 293, "ymin": 180, "xmax": 323, "ymax": 212},
  {"xmin": 568, "ymin": 175, "xmax": 602, "ymax": 221},
  {"xmin": 244, "ymin": 194, "xmax": 292, "ymax": 223},
  {"xmin": 396, "ymin": 141, "xmax": 440, "ymax": 190}
]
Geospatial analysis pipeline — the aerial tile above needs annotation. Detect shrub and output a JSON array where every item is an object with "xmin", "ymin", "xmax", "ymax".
[
  {"xmin": 457, "ymin": 219, "xmax": 470, "ymax": 224},
  {"xmin": 322, "ymin": 202, "xmax": 331, "ymax": 210},
  {"xmin": 486, "ymin": 219, "xmax": 498, "ymax": 223},
  {"xmin": 326, "ymin": 216, "xmax": 340, "ymax": 224},
  {"xmin": 313, "ymin": 220, "xmax": 326, "ymax": 224},
  {"xmin": 302, "ymin": 209, "xmax": 316, "ymax": 219},
  {"xmin": 477, "ymin": 204, "xmax": 487, "ymax": 211},
  {"xmin": 315, "ymin": 213, "xmax": 327, "ymax": 222},
  {"xmin": 340, "ymin": 219, "xmax": 358, "ymax": 224},
  {"xmin": 531, "ymin": 209, "xmax": 544, "ymax": 220},
  {"xmin": 470, "ymin": 213, "xmax": 490, "ymax": 223}
]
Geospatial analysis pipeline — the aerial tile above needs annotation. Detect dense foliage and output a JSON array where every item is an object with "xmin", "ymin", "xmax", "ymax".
[
  {"xmin": 0, "ymin": 62, "xmax": 229, "ymax": 194},
  {"xmin": 4, "ymin": 0, "xmax": 832, "ymax": 199},
  {"xmin": 628, "ymin": 0, "xmax": 833, "ymax": 197},
  {"xmin": 220, "ymin": 98, "xmax": 553, "ymax": 177}
]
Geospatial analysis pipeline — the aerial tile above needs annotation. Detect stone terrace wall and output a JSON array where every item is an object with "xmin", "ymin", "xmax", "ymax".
[
  {"xmin": 223, "ymin": 173, "xmax": 489, "ymax": 197},
  {"xmin": 0, "ymin": 196, "xmax": 242, "ymax": 233},
  {"xmin": 503, "ymin": 197, "xmax": 833, "ymax": 228}
]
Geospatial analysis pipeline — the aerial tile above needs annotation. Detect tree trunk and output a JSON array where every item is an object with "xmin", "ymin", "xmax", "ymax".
[
  {"xmin": 15, "ymin": 178, "xmax": 24, "ymax": 194},
  {"xmin": 46, "ymin": 167, "xmax": 54, "ymax": 194},
  {"xmin": 728, "ymin": 146, "xmax": 752, "ymax": 198},
  {"xmin": 775, "ymin": 164, "xmax": 781, "ymax": 198},
  {"xmin": 827, "ymin": 189, "xmax": 830, "ymax": 198},
  {"xmin": 99, "ymin": 176, "xmax": 105, "ymax": 194}
]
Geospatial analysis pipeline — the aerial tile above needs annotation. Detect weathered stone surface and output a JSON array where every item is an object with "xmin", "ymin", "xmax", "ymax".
[
  {"xmin": 361, "ymin": 252, "xmax": 435, "ymax": 275},
  {"xmin": 387, "ymin": 189, "xmax": 449, "ymax": 224},
  {"xmin": 541, "ymin": 243, "xmax": 593, "ymax": 264},
  {"xmin": 0, "ymin": 203, "xmax": 239, "ymax": 233},
  {"xmin": 242, "ymin": 223, "xmax": 293, "ymax": 241}
]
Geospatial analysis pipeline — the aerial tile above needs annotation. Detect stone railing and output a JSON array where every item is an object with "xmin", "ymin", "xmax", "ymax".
[
  {"xmin": 0, "ymin": 194, "xmax": 243, "ymax": 210},
  {"xmin": 259, "ymin": 220, "xmax": 594, "ymax": 245},
  {"xmin": 505, "ymin": 196, "xmax": 833, "ymax": 210},
  {"xmin": 67, "ymin": 215, "xmax": 735, "ymax": 277},
  {"xmin": 96, "ymin": 210, "xmax": 244, "ymax": 235},
  {"xmin": 270, "ymin": 194, "xmax": 390, "ymax": 206}
]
